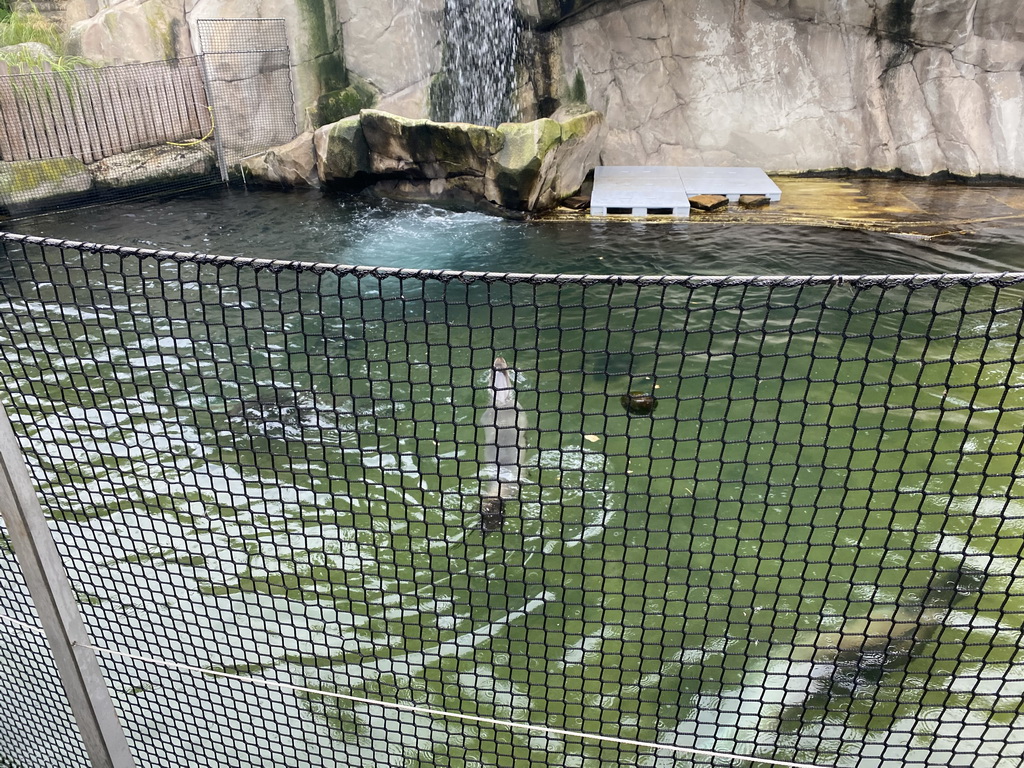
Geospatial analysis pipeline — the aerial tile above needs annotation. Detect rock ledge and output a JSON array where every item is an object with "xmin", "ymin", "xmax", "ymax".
[{"xmin": 246, "ymin": 109, "xmax": 606, "ymax": 215}]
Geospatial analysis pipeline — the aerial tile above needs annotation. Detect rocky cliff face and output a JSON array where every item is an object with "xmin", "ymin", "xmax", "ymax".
[
  {"xmin": 335, "ymin": 0, "xmax": 442, "ymax": 119},
  {"xmin": 53, "ymin": 0, "xmax": 1024, "ymax": 178},
  {"xmin": 557, "ymin": 0, "xmax": 1024, "ymax": 177},
  {"xmin": 63, "ymin": 0, "xmax": 346, "ymax": 130}
]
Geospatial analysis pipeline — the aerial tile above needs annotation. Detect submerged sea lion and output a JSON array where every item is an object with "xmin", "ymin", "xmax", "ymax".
[
  {"xmin": 774, "ymin": 566, "xmax": 983, "ymax": 729},
  {"xmin": 478, "ymin": 356, "xmax": 527, "ymax": 531}
]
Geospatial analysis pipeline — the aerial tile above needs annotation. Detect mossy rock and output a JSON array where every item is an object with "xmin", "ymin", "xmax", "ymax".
[
  {"xmin": 360, "ymin": 109, "xmax": 503, "ymax": 178},
  {"xmin": 487, "ymin": 112, "xmax": 604, "ymax": 210},
  {"xmin": 89, "ymin": 144, "xmax": 215, "ymax": 189},
  {"xmin": 560, "ymin": 111, "xmax": 604, "ymax": 142},
  {"xmin": 316, "ymin": 79, "xmax": 377, "ymax": 126},
  {"xmin": 313, "ymin": 115, "xmax": 370, "ymax": 183},
  {"xmin": 496, "ymin": 119, "xmax": 563, "ymax": 170},
  {"xmin": 0, "ymin": 156, "xmax": 91, "ymax": 207},
  {"xmin": 486, "ymin": 118, "xmax": 563, "ymax": 208}
]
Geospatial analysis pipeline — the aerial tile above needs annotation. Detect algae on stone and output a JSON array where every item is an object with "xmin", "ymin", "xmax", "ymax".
[
  {"xmin": 89, "ymin": 144, "xmax": 215, "ymax": 189},
  {"xmin": 0, "ymin": 156, "xmax": 92, "ymax": 207},
  {"xmin": 488, "ymin": 118, "xmax": 564, "ymax": 208},
  {"xmin": 314, "ymin": 115, "xmax": 370, "ymax": 183},
  {"xmin": 316, "ymin": 77, "xmax": 377, "ymax": 126}
]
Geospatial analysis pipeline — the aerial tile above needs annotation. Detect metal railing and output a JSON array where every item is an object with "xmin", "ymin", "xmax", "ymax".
[{"xmin": 0, "ymin": 231, "xmax": 1023, "ymax": 768}]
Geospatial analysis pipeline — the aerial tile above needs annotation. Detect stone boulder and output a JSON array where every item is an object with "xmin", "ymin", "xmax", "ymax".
[
  {"xmin": 313, "ymin": 109, "xmax": 604, "ymax": 214},
  {"xmin": 67, "ymin": 0, "xmax": 193, "ymax": 64},
  {"xmin": 241, "ymin": 132, "xmax": 319, "ymax": 188},
  {"xmin": 489, "ymin": 111, "xmax": 604, "ymax": 210},
  {"xmin": 0, "ymin": 157, "xmax": 93, "ymax": 210},
  {"xmin": 313, "ymin": 116, "xmax": 371, "ymax": 184},
  {"xmin": 359, "ymin": 109, "xmax": 504, "ymax": 178},
  {"xmin": 89, "ymin": 143, "xmax": 216, "ymax": 189}
]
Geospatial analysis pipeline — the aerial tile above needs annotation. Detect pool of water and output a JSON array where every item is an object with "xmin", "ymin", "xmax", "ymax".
[
  {"xmin": 1, "ymin": 189, "xmax": 1024, "ymax": 768},
  {"xmin": 9, "ymin": 186, "xmax": 1024, "ymax": 276}
]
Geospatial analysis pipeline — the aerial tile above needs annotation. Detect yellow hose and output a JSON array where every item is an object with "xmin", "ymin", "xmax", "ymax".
[{"xmin": 166, "ymin": 105, "xmax": 215, "ymax": 147}]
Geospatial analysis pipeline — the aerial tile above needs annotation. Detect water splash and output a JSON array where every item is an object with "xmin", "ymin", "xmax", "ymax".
[{"xmin": 434, "ymin": 0, "xmax": 520, "ymax": 125}]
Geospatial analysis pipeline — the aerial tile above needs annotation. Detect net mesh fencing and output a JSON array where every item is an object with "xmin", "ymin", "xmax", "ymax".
[
  {"xmin": 0, "ymin": 232, "xmax": 1023, "ymax": 768},
  {"xmin": 195, "ymin": 19, "xmax": 297, "ymax": 169},
  {"xmin": 0, "ymin": 521, "xmax": 92, "ymax": 768},
  {"xmin": 0, "ymin": 21, "xmax": 295, "ymax": 220}
]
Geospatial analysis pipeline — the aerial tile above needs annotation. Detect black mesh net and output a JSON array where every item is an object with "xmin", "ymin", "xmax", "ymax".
[
  {"xmin": 0, "ymin": 20, "xmax": 295, "ymax": 220},
  {"xmin": 196, "ymin": 19, "xmax": 296, "ymax": 169},
  {"xmin": 0, "ymin": 232, "xmax": 1023, "ymax": 768},
  {"xmin": 0, "ymin": 520, "xmax": 91, "ymax": 768}
]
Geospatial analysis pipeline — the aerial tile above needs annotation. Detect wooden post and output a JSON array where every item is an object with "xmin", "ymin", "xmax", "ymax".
[{"xmin": 0, "ymin": 401, "xmax": 138, "ymax": 768}]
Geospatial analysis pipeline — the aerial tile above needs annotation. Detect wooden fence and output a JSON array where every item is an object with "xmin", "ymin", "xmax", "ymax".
[{"xmin": 0, "ymin": 57, "xmax": 212, "ymax": 164}]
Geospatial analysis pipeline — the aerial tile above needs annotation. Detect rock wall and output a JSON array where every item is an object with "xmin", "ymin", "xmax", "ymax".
[
  {"xmin": 49, "ymin": 0, "xmax": 1024, "ymax": 178},
  {"xmin": 557, "ymin": 0, "xmax": 1024, "ymax": 177},
  {"xmin": 63, "ymin": 0, "xmax": 346, "ymax": 130},
  {"xmin": 336, "ymin": 0, "xmax": 443, "ymax": 119}
]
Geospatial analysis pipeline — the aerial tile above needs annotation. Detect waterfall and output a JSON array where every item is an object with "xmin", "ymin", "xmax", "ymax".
[{"xmin": 434, "ymin": 0, "xmax": 520, "ymax": 126}]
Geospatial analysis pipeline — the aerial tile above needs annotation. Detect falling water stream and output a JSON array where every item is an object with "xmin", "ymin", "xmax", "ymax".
[{"xmin": 432, "ymin": 0, "xmax": 520, "ymax": 125}]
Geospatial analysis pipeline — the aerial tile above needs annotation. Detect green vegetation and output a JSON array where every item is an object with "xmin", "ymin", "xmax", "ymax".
[
  {"xmin": 0, "ymin": 7, "xmax": 91, "ymax": 73},
  {"xmin": 568, "ymin": 69, "xmax": 587, "ymax": 104},
  {"xmin": 0, "ymin": 7, "xmax": 64, "ymax": 50}
]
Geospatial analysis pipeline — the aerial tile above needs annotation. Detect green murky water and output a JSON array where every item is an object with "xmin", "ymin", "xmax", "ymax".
[{"xmin": 1, "ymin": 190, "xmax": 1024, "ymax": 768}]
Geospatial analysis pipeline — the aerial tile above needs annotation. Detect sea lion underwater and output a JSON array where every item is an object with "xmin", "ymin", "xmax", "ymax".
[
  {"xmin": 773, "ymin": 565, "xmax": 986, "ymax": 729},
  {"xmin": 478, "ymin": 356, "xmax": 528, "ymax": 531}
]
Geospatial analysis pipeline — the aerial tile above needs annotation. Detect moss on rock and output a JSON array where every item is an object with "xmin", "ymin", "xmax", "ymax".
[
  {"xmin": 316, "ymin": 78, "xmax": 377, "ymax": 126},
  {"xmin": 314, "ymin": 115, "xmax": 370, "ymax": 183},
  {"xmin": 496, "ymin": 119, "xmax": 563, "ymax": 169},
  {"xmin": 559, "ymin": 111, "xmax": 603, "ymax": 142},
  {"xmin": 0, "ymin": 156, "xmax": 91, "ymax": 207}
]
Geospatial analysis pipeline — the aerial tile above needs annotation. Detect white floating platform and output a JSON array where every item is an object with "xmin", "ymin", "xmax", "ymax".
[
  {"xmin": 676, "ymin": 166, "xmax": 782, "ymax": 202},
  {"xmin": 590, "ymin": 166, "xmax": 782, "ymax": 218},
  {"xmin": 590, "ymin": 166, "xmax": 691, "ymax": 218}
]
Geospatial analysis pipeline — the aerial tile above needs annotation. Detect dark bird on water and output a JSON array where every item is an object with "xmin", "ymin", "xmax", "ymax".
[{"xmin": 621, "ymin": 391, "xmax": 658, "ymax": 416}]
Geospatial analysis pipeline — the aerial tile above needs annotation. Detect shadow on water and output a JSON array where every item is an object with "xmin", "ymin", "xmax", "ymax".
[{"xmin": 2, "ymin": 199, "xmax": 1024, "ymax": 767}]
